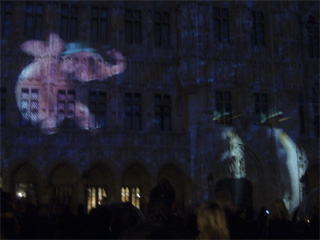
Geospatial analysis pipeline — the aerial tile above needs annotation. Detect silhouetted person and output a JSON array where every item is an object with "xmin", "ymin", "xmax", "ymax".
[{"xmin": 121, "ymin": 179, "xmax": 187, "ymax": 239}]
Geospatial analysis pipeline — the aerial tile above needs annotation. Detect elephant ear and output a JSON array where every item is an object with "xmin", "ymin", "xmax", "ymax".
[
  {"xmin": 47, "ymin": 33, "xmax": 65, "ymax": 55},
  {"xmin": 20, "ymin": 40, "xmax": 47, "ymax": 57},
  {"xmin": 21, "ymin": 33, "xmax": 65, "ymax": 57}
]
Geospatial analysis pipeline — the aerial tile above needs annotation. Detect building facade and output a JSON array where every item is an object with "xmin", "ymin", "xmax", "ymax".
[{"xmin": 1, "ymin": 1, "xmax": 319, "ymax": 214}]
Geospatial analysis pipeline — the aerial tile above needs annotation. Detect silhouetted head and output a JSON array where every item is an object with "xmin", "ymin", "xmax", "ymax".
[{"xmin": 148, "ymin": 179, "xmax": 175, "ymax": 222}]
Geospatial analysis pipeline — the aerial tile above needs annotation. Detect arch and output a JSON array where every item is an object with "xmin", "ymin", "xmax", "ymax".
[
  {"xmin": 49, "ymin": 163, "xmax": 78, "ymax": 210},
  {"xmin": 215, "ymin": 178, "xmax": 253, "ymax": 208},
  {"xmin": 157, "ymin": 164, "xmax": 186, "ymax": 204},
  {"xmin": 84, "ymin": 162, "xmax": 115, "ymax": 210},
  {"xmin": 13, "ymin": 162, "xmax": 39, "ymax": 183},
  {"xmin": 122, "ymin": 163, "xmax": 151, "ymax": 187},
  {"xmin": 44, "ymin": 160, "xmax": 80, "ymax": 182},
  {"xmin": 213, "ymin": 140, "xmax": 266, "ymax": 210},
  {"xmin": 121, "ymin": 163, "xmax": 151, "ymax": 213},
  {"xmin": 12, "ymin": 162, "xmax": 40, "ymax": 205},
  {"xmin": 50, "ymin": 163, "xmax": 78, "ymax": 185},
  {"xmin": 86, "ymin": 162, "xmax": 114, "ymax": 186}
]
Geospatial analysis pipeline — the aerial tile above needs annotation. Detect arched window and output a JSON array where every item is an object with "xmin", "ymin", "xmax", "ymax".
[
  {"xmin": 87, "ymin": 186, "xmax": 107, "ymax": 212},
  {"xmin": 311, "ymin": 82, "xmax": 319, "ymax": 137},
  {"xmin": 121, "ymin": 186, "xmax": 140, "ymax": 209},
  {"xmin": 307, "ymin": 16, "xmax": 319, "ymax": 58}
]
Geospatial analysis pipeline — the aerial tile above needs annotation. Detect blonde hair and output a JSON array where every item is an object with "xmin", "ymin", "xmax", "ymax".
[
  {"xmin": 268, "ymin": 199, "xmax": 289, "ymax": 221},
  {"xmin": 197, "ymin": 202, "xmax": 230, "ymax": 239}
]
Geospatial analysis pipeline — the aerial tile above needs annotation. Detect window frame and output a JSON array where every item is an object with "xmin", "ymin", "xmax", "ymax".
[
  {"xmin": 90, "ymin": 6, "xmax": 108, "ymax": 42},
  {"xmin": 1, "ymin": 87, "xmax": 7, "ymax": 126},
  {"xmin": 154, "ymin": 94, "xmax": 171, "ymax": 131},
  {"xmin": 88, "ymin": 90, "xmax": 107, "ymax": 129},
  {"xmin": 56, "ymin": 89, "xmax": 76, "ymax": 129},
  {"xmin": 87, "ymin": 185, "xmax": 107, "ymax": 213},
  {"xmin": 121, "ymin": 186, "xmax": 141, "ymax": 209},
  {"xmin": 124, "ymin": 92, "xmax": 142, "ymax": 130},
  {"xmin": 24, "ymin": 1, "xmax": 44, "ymax": 39},
  {"xmin": 125, "ymin": 9, "xmax": 142, "ymax": 45},
  {"xmin": 214, "ymin": 90, "xmax": 233, "ymax": 125},
  {"xmin": 251, "ymin": 10, "xmax": 265, "ymax": 46},
  {"xmin": 306, "ymin": 16, "xmax": 319, "ymax": 59},
  {"xmin": 154, "ymin": 11, "xmax": 170, "ymax": 47},
  {"xmin": 60, "ymin": 3, "xmax": 78, "ymax": 41},
  {"xmin": 213, "ymin": 6, "xmax": 230, "ymax": 43},
  {"xmin": 19, "ymin": 87, "xmax": 39, "ymax": 127},
  {"xmin": 253, "ymin": 92, "xmax": 269, "ymax": 125},
  {"xmin": 1, "ymin": 1, "xmax": 13, "ymax": 38}
]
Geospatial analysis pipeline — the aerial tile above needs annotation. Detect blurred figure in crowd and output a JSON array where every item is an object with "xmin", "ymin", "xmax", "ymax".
[
  {"xmin": 121, "ymin": 179, "xmax": 187, "ymax": 239},
  {"xmin": 197, "ymin": 202, "xmax": 230, "ymax": 239},
  {"xmin": 263, "ymin": 199, "xmax": 293, "ymax": 239}
]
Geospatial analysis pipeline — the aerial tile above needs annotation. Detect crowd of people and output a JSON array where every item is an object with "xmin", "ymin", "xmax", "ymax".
[{"xmin": 1, "ymin": 180, "xmax": 319, "ymax": 239}]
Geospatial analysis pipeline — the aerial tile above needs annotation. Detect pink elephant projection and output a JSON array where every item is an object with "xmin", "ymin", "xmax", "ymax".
[{"xmin": 15, "ymin": 33, "xmax": 126, "ymax": 134}]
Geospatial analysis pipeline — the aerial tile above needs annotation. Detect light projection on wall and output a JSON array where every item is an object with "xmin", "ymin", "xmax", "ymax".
[
  {"xmin": 15, "ymin": 33, "xmax": 127, "ymax": 134},
  {"xmin": 279, "ymin": 131, "xmax": 308, "ymax": 212},
  {"xmin": 221, "ymin": 129, "xmax": 246, "ymax": 178}
]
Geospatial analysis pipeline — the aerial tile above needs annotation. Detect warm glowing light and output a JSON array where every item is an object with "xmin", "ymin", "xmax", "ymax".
[
  {"xmin": 307, "ymin": 219, "xmax": 310, "ymax": 223},
  {"xmin": 17, "ymin": 191, "xmax": 26, "ymax": 198}
]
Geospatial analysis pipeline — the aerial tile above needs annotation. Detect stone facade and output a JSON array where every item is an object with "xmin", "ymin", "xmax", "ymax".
[{"xmin": 1, "ymin": 1, "xmax": 319, "ymax": 214}]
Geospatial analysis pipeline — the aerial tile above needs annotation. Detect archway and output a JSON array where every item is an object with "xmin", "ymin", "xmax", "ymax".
[
  {"xmin": 13, "ymin": 163, "xmax": 39, "ymax": 205},
  {"xmin": 121, "ymin": 164, "xmax": 151, "ymax": 213},
  {"xmin": 50, "ymin": 163, "xmax": 78, "ymax": 210},
  {"xmin": 157, "ymin": 164, "xmax": 185, "ymax": 205},
  {"xmin": 215, "ymin": 178, "xmax": 253, "ymax": 208},
  {"xmin": 84, "ymin": 163, "xmax": 115, "ymax": 212}
]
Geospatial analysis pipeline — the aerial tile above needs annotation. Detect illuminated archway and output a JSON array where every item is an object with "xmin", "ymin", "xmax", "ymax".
[
  {"xmin": 84, "ymin": 163, "xmax": 115, "ymax": 212},
  {"xmin": 121, "ymin": 164, "xmax": 151, "ymax": 212},
  {"xmin": 12, "ymin": 163, "xmax": 39, "ymax": 205}
]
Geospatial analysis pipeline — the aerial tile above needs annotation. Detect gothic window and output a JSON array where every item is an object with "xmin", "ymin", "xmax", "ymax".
[
  {"xmin": 205, "ymin": 88, "xmax": 214, "ymax": 112},
  {"xmin": 87, "ymin": 186, "xmax": 107, "ymax": 213},
  {"xmin": 90, "ymin": 6, "xmax": 108, "ymax": 42},
  {"xmin": 312, "ymin": 83, "xmax": 319, "ymax": 137},
  {"xmin": 251, "ymin": 11, "xmax": 265, "ymax": 46},
  {"xmin": 154, "ymin": 94, "xmax": 171, "ymax": 131},
  {"xmin": 214, "ymin": 91, "xmax": 232, "ymax": 124},
  {"xmin": 154, "ymin": 11, "xmax": 170, "ymax": 47},
  {"xmin": 298, "ymin": 94, "xmax": 305, "ymax": 134},
  {"xmin": 1, "ymin": 1, "xmax": 12, "ymax": 38},
  {"xmin": 54, "ymin": 185, "xmax": 73, "ymax": 205},
  {"xmin": 124, "ymin": 93, "xmax": 141, "ymax": 130},
  {"xmin": 121, "ymin": 186, "xmax": 140, "ymax": 209},
  {"xmin": 25, "ymin": 2, "xmax": 43, "ymax": 39},
  {"xmin": 57, "ymin": 89, "xmax": 75, "ymax": 128},
  {"xmin": 306, "ymin": 16, "xmax": 319, "ymax": 58},
  {"xmin": 60, "ymin": 4, "xmax": 78, "ymax": 41},
  {"xmin": 125, "ymin": 9, "xmax": 142, "ymax": 45},
  {"xmin": 20, "ymin": 88, "xmax": 39, "ymax": 127},
  {"xmin": 213, "ymin": 7, "xmax": 230, "ymax": 43},
  {"xmin": 254, "ymin": 93, "xmax": 269, "ymax": 125},
  {"xmin": 1, "ymin": 87, "xmax": 7, "ymax": 126},
  {"xmin": 88, "ymin": 91, "xmax": 106, "ymax": 129}
]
